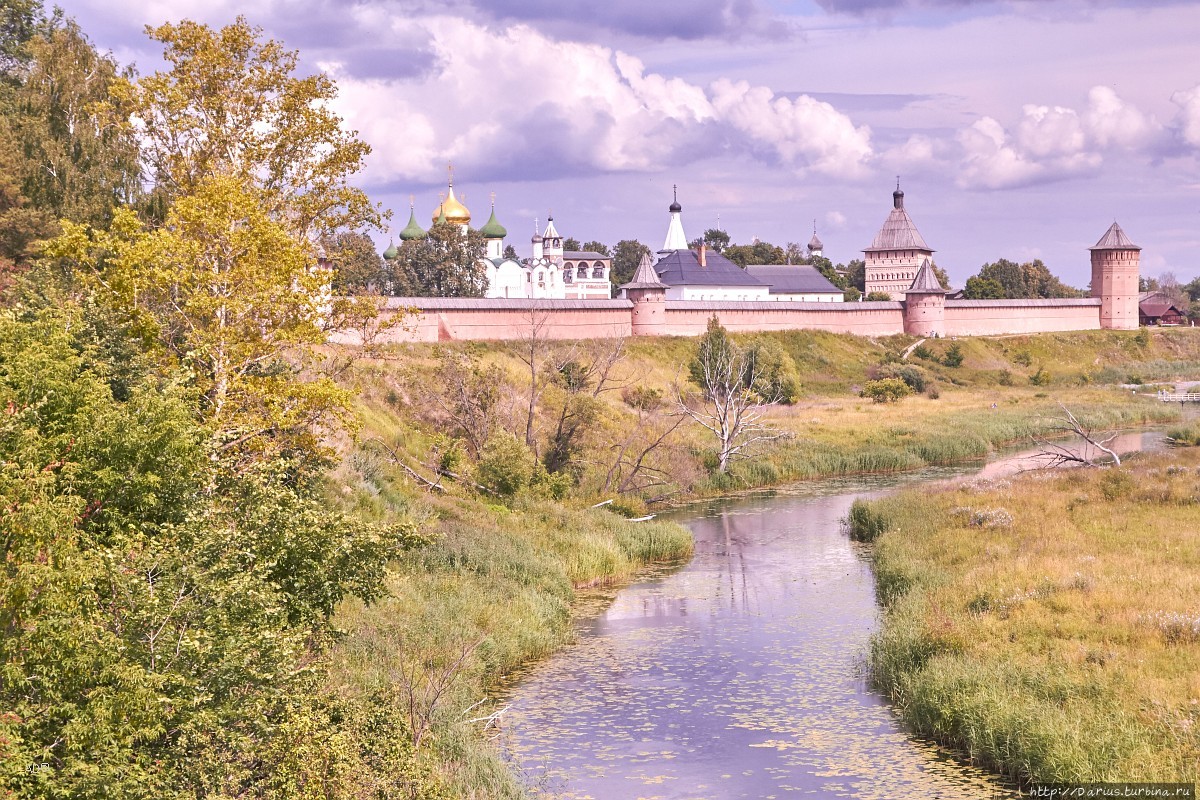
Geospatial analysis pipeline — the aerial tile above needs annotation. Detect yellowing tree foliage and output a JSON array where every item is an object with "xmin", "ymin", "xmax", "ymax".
[
  {"xmin": 46, "ymin": 176, "xmax": 349, "ymax": 460},
  {"xmin": 120, "ymin": 16, "xmax": 381, "ymax": 240}
]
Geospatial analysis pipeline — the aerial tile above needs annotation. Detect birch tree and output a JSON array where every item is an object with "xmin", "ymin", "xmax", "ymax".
[{"xmin": 676, "ymin": 317, "xmax": 789, "ymax": 472}]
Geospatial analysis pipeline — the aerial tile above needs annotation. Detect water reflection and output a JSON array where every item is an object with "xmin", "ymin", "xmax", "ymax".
[{"xmin": 503, "ymin": 433, "xmax": 1165, "ymax": 799}]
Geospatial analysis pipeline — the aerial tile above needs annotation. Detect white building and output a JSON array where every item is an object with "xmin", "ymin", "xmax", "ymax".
[{"xmin": 631, "ymin": 192, "xmax": 841, "ymax": 302}]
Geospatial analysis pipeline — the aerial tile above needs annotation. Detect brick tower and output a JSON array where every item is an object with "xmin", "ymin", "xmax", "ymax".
[
  {"xmin": 903, "ymin": 258, "xmax": 947, "ymax": 337},
  {"xmin": 621, "ymin": 252, "xmax": 668, "ymax": 336},
  {"xmin": 1089, "ymin": 222, "xmax": 1140, "ymax": 331}
]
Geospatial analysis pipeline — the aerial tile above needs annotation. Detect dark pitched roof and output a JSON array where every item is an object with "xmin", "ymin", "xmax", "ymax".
[
  {"xmin": 908, "ymin": 258, "xmax": 946, "ymax": 293},
  {"xmin": 1090, "ymin": 222, "xmax": 1140, "ymax": 251},
  {"xmin": 621, "ymin": 253, "xmax": 668, "ymax": 290},
  {"xmin": 564, "ymin": 250, "xmax": 609, "ymax": 260},
  {"xmin": 1139, "ymin": 300, "xmax": 1184, "ymax": 317},
  {"xmin": 744, "ymin": 264, "xmax": 842, "ymax": 295},
  {"xmin": 653, "ymin": 248, "xmax": 764, "ymax": 287},
  {"xmin": 808, "ymin": 233, "xmax": 823, "ymax": 250}
]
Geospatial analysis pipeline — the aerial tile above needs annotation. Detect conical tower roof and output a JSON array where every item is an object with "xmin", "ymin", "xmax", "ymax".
[
  {"xmin": 865, "ymin": 184, "xmax": 932, "ymax": 253},
  {"xmin": 908, "ymin": 257, "xmax": 946, "ymax": 293},
  {"xmin": 808, "ymin": 232, "xmax": 823, "ymax": 251},
  {"xmin": 398, "ymin": 207, "xmax": 426, "ymax": 241},
  {"xmin": 1089, "ymin": 221, "xmax": 1140, "ymax": 251},
  {"xmin": 621, "ymin": 252, "xmax": 668, "ymax": 290}
]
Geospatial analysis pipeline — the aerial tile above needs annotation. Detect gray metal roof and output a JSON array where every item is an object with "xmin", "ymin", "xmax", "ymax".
[
  {"xmin": 621, "ymin": 253, "xmax": 668, "ymax": 290},
  {"xmin": 1089, "ymin": 222, "xmax": 1140, "ymax": 251},
  {"xmin": 907, "ymin": 258, "xmax": 945, "ymax": 293},
  {"xmin": 653, "ymin": 249, "xmax": 765, "ymax": 287},
  {"xmin": 382, "ymin": 297, "xmax": 632, "ymax": 310},
  {"xmin": 744, "ymin": 264, "xmax": 842, "ymax": 295},
  {"xmin": 564, "ymin": 250, "xmax": 610, "ymax": 260},
  {"xmin": 864, "ymin": 207, "xmax": 932, "ymax": 252}
]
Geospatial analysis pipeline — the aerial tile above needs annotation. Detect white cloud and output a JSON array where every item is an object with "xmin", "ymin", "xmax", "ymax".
[
  {"xmin": 323, "ymin": 16, "xmax": 871, "ymax": 189},
  {"xmin": 956, "ymin": 86, "xmax": 1170, "ymax": 190},
  {"xmin": 957, "ymin": 116, "xmax": 1051, "ymax": 189},
  {"xmin": 709, "ymin": 79, "xmax": 873, "ymax": 176},
  {"xmin": 824, "ymin": 210, "xmax": 848, "ymax": 228},
  {"xmin": 1170, "ymin": 84, "xmax": 1200, "ymax": 148},
  {"xmin": 1083, "ymin": 86, "xmax": 1159, "ymax": 150}
]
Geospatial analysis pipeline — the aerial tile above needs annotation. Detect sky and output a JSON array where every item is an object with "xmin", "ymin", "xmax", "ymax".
[{"xmin": 60, "ymin": 0, "xmax": 1200, "ymax": 288}]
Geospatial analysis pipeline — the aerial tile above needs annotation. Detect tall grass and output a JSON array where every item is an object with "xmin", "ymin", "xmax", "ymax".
[{"xmin": 860, "ymin": 451, "xmax": 1200, "ymax": 785}]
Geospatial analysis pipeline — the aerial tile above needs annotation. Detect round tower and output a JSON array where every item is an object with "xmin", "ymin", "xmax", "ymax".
[
  {"xmin": 621, "ymin": 253, "xmax": 668, "ymax": 336},
  {"xmin": 1089, "ymin": 222, "xmax": 1140, "ymax": 331},
  {"xmin": 902, "ymin": 258, "xmax": 946, "ymax": 337}
]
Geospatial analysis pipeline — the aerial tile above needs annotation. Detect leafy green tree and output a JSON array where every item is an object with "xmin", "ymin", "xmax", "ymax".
[
  {"xmin": 122, "ymin": 17, "xmax": 381, "ymax": 240},
  {"xmin": 702, "ymin": 228, "xmax": 730, "ymax": 252},
  {"xmin": 865, "ymin": 291, "xmax": 891, "ymax": 301},
  {"xmin": 611, "ymin": 238, "xmax": 651, "ymax": 286},
  {"xmin": 563, "ymin": 236, "xmax": 581, "ymax": 251},
  {"xmin": 943, "ymin": 342, "xmax": 965, "ymax": 367},
  {"xmin": 810, "ymin": 255, "xmax": 847, "ymax": 289},
  {"xmin": 843, "ymin": 286, "xmax": 861, "ymax": 302},
  {"xmin": 970, "ymin": 258, "xmax": 1079, "ymax": 299},
  {"xmin": 0, "ymin": 0, "xmax": 45, "ymax": 80},
  {"xmin": 963, "ymin": 275, "xmax": 1006, "ymax": 299},
  {"xmin": 503, "ymin": 243, "xmax": 518, "ymax": 260},
  {"xmin": 394, "ymin": 219, "xmax": 487, "ymax": 297},
  {"xmin": 11, "ymin": 19, "xmax": 142, "ymax": 228},
  {"xmin": 323, "ymin": 230, "xmax": 387, "ymax": 292},
  {"xmin": 581, "ymin": 240, "xmax": 610, "ymax": 256},
  {"xmin": 844, "ymin": 259, "xmax": 866, "ymax": 292},
  {"xmin": 0, "ymin": 307, "xmax": 410, "ymax": 798},
  {"xmin": 932, "ymin": 262, "xmax": 952, "ymax": 289},
  {"xmin": 743, "ymin": 337, "xmax": 801, "ymax": 404},
  {"xmin": 724, "ymin": 240, "xmax": 785, "ymax": 267}
]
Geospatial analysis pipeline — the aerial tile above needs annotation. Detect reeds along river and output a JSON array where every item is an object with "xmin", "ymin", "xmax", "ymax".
[{"xmin": 500, "ymin": 432, "xmax": 1164, "ymax": 800}]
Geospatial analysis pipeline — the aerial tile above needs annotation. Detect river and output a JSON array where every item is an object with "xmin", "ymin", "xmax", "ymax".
[{"xmin": 500, "ymin": 432, "xmax": 1165, "ymax": 800}]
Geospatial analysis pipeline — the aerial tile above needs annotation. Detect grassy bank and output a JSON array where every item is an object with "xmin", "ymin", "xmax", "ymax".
[
  {"xmin": 325, "ymin": 468, "xmax": 693, "ymax": 796},
  {"xmin": 850, "ymin": 451, "xmax": 1200, "ymax": 785},
  {"xmin": 324, "ymin": 327, "xmax": 1200, "ymax": 796}
]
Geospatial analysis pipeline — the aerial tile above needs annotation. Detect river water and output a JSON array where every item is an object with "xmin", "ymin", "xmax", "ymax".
[{"xmin": 500, "ymin": 432, "xmax": 1165, "ymax": 800}]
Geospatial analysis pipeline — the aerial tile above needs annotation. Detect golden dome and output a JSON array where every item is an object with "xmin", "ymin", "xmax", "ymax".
[{"xmin": 432, "ymin": 183, "xmax": 471, "ymax": 225}]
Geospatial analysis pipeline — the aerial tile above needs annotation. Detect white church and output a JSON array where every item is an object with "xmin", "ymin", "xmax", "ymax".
[{"xmin": 384, "ymin": 175, "xmax": 612, "ymax": 300}]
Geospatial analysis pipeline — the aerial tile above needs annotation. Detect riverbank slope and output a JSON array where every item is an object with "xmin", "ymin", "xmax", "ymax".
[{"xmin": 850, "ymin": 448, "xmax": 1200, "ymax": 783}]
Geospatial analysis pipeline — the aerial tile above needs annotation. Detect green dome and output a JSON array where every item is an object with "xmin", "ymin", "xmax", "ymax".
[
  {"xmin": 399, "ymin": 208, "xmax": 426, "ymax": 241},
  {"xmin": 479, "ymin": 206, "xmax": 507, "ymax": 239},
  {"xmin": 382, "ymin": 240, "xmax": 398, "ymax": 260}
]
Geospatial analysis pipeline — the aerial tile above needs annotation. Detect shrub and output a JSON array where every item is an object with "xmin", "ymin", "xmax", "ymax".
[
  {"xmin": 861, "ymin": 378, "xmax": 913, "ymax": 403},
  {"xmin": 942, "ymin": 342, "xmax": 964, "ymax": 368},
  {"xmin": 998, "ymin": 370, "xmax": 1015, "ymax": 386},
  {"xmin": 912, "ymin": 344, "xmax": 935, "ymax": 361},
  {"xmin": 1012, "ymin": 350, "xmax": 1033, "ymax": 367},
  {"xmin": 865, "ymin": 291, "xmax": 892, "ymax": 301},
  {"xmin": 476, "ymin": 432, "xmax": 533, "ymax": 497},
  {"xmin": 927, "ymin": 385, "xmax": 940, "ymax": 400},
  {"xmin": 877, "ymin": 363, "xmax": 928, "ymax": 393},
  {"xmin": 1030, "ymin": 366, "xmax": 1052, "ymax": 386}
]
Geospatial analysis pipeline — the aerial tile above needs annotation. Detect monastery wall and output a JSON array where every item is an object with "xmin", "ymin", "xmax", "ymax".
[
  {"xmin": 943, "ymin": 298, "xmax": 1102, "ymax": 336},
  {"xmin": 342, "ymin": 296, "xmax": 1111, "ymax": 346},
  {"xmin": 364, "ymin": 298, "xmax": 634, "ymax": 343},
  {"xmin": 656, "ymin": 301, "xmax": 906, "ymax": 337}
]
